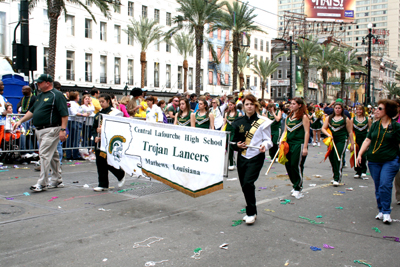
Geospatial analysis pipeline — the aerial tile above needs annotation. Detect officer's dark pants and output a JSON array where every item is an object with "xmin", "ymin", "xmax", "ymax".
[
  {"xmin": 95, "ymin": 149, "xmax": 125, "ymax": 188},
  {"xmin": 237, "ymin": 152, "xmax": 265, "ymax": 216}
]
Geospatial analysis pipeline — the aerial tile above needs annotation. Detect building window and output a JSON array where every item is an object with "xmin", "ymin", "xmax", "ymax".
[
  {"xmin": 278, "ymin": 56, "xmax": 282, "ymax": 62},
  {"xmin": 209, "ymin": 71, "xmax": 213, "ymax": 85},
  {"xmin": 166, "ymin": 12, "xmax": 171, "ymax": 26},
  {"xmin": 85, "ymin": 54, "xmax": 92, "ymax": 82},
  {"xmin": 85, "ymin": 19, "xmax": 92, "ymax": 38},
  {"xmin": 254, "ymin": 38, "xmax": 258, "ymax": 50},
  {"xmin": 225, "ymin": 50, "xmax": 229, "ymax": 64},
  {"xmin": 278, "ymin": 69, "xmax": 282, "ymax": 79},
  {"xmin": 66, "ymin": 15, "xmax": 75, "ymax": 36},
  {"xmin": 189, "ymin": 49, "xmax": 193, "ymax": 57},
  {"xmin": 128, "ymin": 2, "xmax": 134, "ymax": 17},
  {"xmin": 43, "ymin": 9, "xmax": 49, "ymax": 28},
  {"xmin": 43, "ymin": 47, "xmax": 49, "ymax": 74},
  {"xmin": 189, "ymin": 68, "xmax": 193, "ymax": 90},
  {"xmin": 154, "ymin": 39, "xmax": 160, "ymax": 51},
  {"xmin": 100, "ymin": 22, "xmax": 107, "ymax": 41},
  {"xmin": 166, "ymin": 42, "xmax": 171, "ymax": 53},
  {"xmin": 166, "ymin": 64, "xmax": 171, "ymax": 88},
  {"xmin": 225, "ymin": 30, "xmax": 229, "ymax": 41},
  {"xmin": 217, "ymin": 47, "xmax": 221, "ymax": 59},
  {"xmin": 128, "ymin": 59, "xmax": 133, "ymax": 85},
  {"xmin": 154, "ymin": 63, "xmax": 159, "ymax": 87},
  {"xmin": 66, "ymin": 51, "xmax": 75, "ymax": 80},
  {"xmin": 178, "ymin": 66, "xmax": 182, "ymax": 89},
  {"xmin": 260, "ymin": 40, "xmax": 264, "ymax": 51},
  {"xmin": 224, "ymin": 73, "xmax": 229, "ymax": 85},
  {"xmin": 154, "ymin": 9, "xmax": 160, "ymax": 23},
  {"xmin": 100, "ymin": 55, "xmax": 107, "ymax": 83},
  {"xmin": 114, "ymin": 25, "xmax": 121, "ymax": 43},
  {"xmin": 217, "ymin": 29, "xmax": 221, "ymax": 40},
  {"xmin": 114, "ymin": 57, "xmax": 121, "ymax": 84},
  {"xmin": 254, "ymin": 77, "xmax": 257, "ymax": 87},
  {"xmin": 266, "ymin": 41, "xmax": 269, "ymax": 52},
  {"xmin": 286, "ymin": 69, "xmax": 290, "ymax": 79},
  {"xmin": 209, "ymin": 50, "xmax": 213, "ymax": 61},
  {"xmin": 128, "ymin": 34, "xmax": 134, "ymax": 46},
  {"xmin": 142, "ymin": 5, "xmax": 147, "ymax": 18},
  {"xmin": 254, "ymin": 55, "xmax": 257, "ymax": 65},
  {"xmin": 217, "ymin": 73, "xmax": 221, "ymax": 85},
  {"xmin": 114, "ymin": 2, "xmax": 121, "ymax": 13},
  {"xmin": 246, "ymin": 76, "xmax": 250, "ymax": 89}
]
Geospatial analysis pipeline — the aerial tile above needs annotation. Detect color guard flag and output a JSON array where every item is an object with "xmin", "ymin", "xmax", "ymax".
[
  {"xmin": 322, "ymin": 128, "xmax": 333, "ymax": 162},
  {"xmin": 278, "ymin": 132, "xmax": 289, "ymax": 165}
]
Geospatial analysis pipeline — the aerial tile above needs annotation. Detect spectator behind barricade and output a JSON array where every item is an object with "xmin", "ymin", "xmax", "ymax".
[
  {"xmin": 66, "ymin": 91, "xmax": 85, "ymax": 160},
  {"xmin": 0, "ymin": 80, "xmax": 8, "ymax": 146},
  {"xmin": 110, "ymin": 93, "xmax": 120, "ymax": 110},
  {"xmin": 260, "ymin": 100, "xmax": 267, "ymax": 115},
  {"xmin": 17, "ymin": 86, "xmax": 37, "ymax": 114},
  {"xmin": 167, "ymin": 96, "xmax": 180, "ymax": 120},
  {"xmin": 237, "ymin": 103, "xmax": 245, "ymax": 116},
  {"xmin": 4, "ymin": 103, "xmax": 21, "ymax": 141},
  {"xmin": 204, "ymin": 92, "xmax": 211, "ymax": 106},
  {"xmin": 157, "ymin": 100, "xmax": 168, "ymax": 123},
  {"xmin": 127, "ymin": 87, "xmax": 142, "ymax": 117},
  {"xmin": 91, "ymin": 88, "xmax": 101, "ymax": 114},
  {"xmin": 119, "ymin": 96, "xmax": 131, "ymax": 118},
  {"xmin": 81, "ymin": 94, "xmax": 95, "ymax": 148},
  {"xmin": 189, "ymin": 93, "xmax": 197, "ymax": 112},
  {"xmin": 135, "ymin": 90, "xmax": 148, "ymax": 118},
  {"xmin": 146, "ymin": 96, "xmax": 163, "ymax": 123},
  {"xmin": 210, "ymin": 98, "xmax": 224, "ymax": 130},
  {"xmin": 219, "ymin": 94, "xmax": 228, "ymax": 114}
]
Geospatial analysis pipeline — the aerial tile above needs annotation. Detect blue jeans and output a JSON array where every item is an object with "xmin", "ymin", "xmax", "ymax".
[
  {"xmin": 57, "ymin": 141, "xmax": 63, "ymax": 165},
  {"xmin": 368, "ymin": 156, "xmax": 400, "ymax": 214}
]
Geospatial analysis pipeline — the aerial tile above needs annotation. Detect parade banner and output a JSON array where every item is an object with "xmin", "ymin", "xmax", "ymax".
[{"xmin": 100, "ymin": 115, "xmax": 228, "ymax": 197}]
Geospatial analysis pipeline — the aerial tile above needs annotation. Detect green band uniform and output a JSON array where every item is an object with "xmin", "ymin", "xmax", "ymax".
[
  {"xmin": 329, "ymin": 117, "xmax": 348, "ymax": 182},
  {"xmin": 226, "ymin": 112, "xmax": 239, "ymax": 166},
  {"xmin": 267, "ymin": 110, "xmax": 281, "ymax": 159},
  {"xmin": 195, "ymin": 111, "xmax": 210, "ymax": 129},
  {"xmin": 177, "ymin": 111, "xmax": 191, "ymax": 127},
  {"xmin": 285, "ymin": 116, "xmax": 307, "ymax": 191},
  {"xmin": 353, "ymin": 116, "xmax": 369, "ymax": 175},
  {"xmin": 310, "ymin": 113, "xmax": 323, "ymax": 131}
]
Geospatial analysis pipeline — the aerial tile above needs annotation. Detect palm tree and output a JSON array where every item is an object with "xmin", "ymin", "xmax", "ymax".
[
  {"xmin": 313, "ymin": 43, "xmax": 339, "ymax": 103},
  {"xmin": 335, "ymin": 48, "xmax": 366, "ymax": 100},
  {"xmin": 234, "ymin": 48, "xmax": 251, "ymax": 89},
  {"xmin": 30, "ymin": 0, "xmax": 112, "ymax": 78},
  {"xmin": 383, "ymin": 82, "xmax": 400, "ymax": 99},
  {"xmin": 172, "ymin": 32, "xmax": 195, "ymax": 92},
  {"xmin": 125, "ymin": 17, "xmax": 165, "ymax": 88},
  {"xmin": 295, "ymin": 36, "xmax": 320, "ymax": 103},
  {"xmin": 251, "ymin": 57, "xmax": 279, "ymax": 100},
  {"xmin": 168, "ymin": 0, "xmax": 223, "ymax": 96},
  {"xmin": 211, "ymin": 1, "xmax": 265, "ymax": 93}
]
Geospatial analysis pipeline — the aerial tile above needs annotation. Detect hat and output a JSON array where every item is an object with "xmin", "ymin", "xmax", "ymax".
[
  {"xmin": 130, "ymin": 87, "xmax": 143, "ymax": 97},
  {"xmin": 314, "ymin": 104, "xmax": 320, "ymax": 108},
  {"xmin": 335, "ymin": 98, "xmax": 344, "ymax": 103},
  {"xmin": 367, "ymin": 104, "xmax": 372, "ymax": 108},
  {"xmin": 233, "ymin": 90, "xmax": 239, "ymax": 93},
  {"xmin": 35, "ymin": 74, "xmax": 53, "ymax": 83},
  {"xmin": 82, "ymin": 90, "xmax": 90, "ymax": 95},
  {"xmin": 227, "ymin": 94, "xmax": 234, "ymax": 98}
]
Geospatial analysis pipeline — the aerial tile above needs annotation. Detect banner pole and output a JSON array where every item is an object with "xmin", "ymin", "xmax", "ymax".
[{"xmin": 265, "ymin": 149, "xmax": 280, "ymax": 176}]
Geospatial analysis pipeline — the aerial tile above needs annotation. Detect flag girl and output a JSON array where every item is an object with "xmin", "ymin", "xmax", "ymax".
[
  {"xmin": 223, "ymin": 100, "xmax": 241, "ymax": 170},
  {"xmin": 266, "ymin": 103, "xmax": 282, "ymax": 162},
  {"xmin": 352, "ymin": 104, "xmax": 371, "ymax": 178}
]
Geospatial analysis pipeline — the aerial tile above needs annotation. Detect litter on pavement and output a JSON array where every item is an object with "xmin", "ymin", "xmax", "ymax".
[{"xmin": 133, "ymin": 237, "xmax": 164, "ymax": 248}]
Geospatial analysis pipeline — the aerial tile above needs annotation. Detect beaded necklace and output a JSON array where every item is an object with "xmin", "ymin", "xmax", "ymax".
[
  {"xmin": 21, "ymin": 95, "xmax": 32, "ymax": 113},
  {"xmin": 372, "ymin": 119, "xmax": 390, "ymax": 154}
]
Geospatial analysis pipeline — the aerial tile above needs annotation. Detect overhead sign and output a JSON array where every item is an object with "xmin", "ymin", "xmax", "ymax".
[
  {"xmin": 304, "ymin": 0, "xmax": 355, "ymax": 21},
  {"xmin": 331, "ymin": 82, "xmax": 341, "ymax": 85},
  {"xmin": 100, "ymin": 115, "xmax": 228, "ymax": 197},
  {"xmin": 271, "ymin": 80, "xmax": 289, "ymax": 86}
]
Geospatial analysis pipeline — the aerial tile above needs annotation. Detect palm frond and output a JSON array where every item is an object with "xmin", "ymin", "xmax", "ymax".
[{"xmin": 124, "ymin": 17, "xmax": 165, "ymax": 51}]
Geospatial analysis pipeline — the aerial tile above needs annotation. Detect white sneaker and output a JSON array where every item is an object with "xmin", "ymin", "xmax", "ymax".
[
  {"xmin": 330, "ymin": 180, "xmax": 335, "ymax": 184},
  {"xmin": 245, "ymin": 215, "xmax": 257, "ymax": 224},
  {"xmin": 228, "ymin": 166, "xmax": 235, "ymax": 171},
  {"xmin": 290, "ymin": 189, "xmax": 294, "ymax": 194},
  {"xmin": 118, "ymin": 176, "xmax": 126, "ymax": 188},
  {"xmin": 383, "ymin": 214, "xmax": 392, "ymax": 224},
  {"xmin": 243, "ymin": 215, "xmax": 249, "ymax": 221},
  {"xmin": 32, "ymin": 152, "xmax": 39, "ymax": 158},
  {"xmin": 22, "ymin": 153, "xmax": 32, "ymax": 159},
  {"xmin": 291, "ymin": 190, "xmax": 304, "ymax": 199},
  {"xmin": 332, "ymin": 181, "xmax": 339, "ymax": 187},
  {"xmin": 312, "ymin": 142, "xmax": 317, "ymax": 147},
  {"xmin": 354, "ymin": 174, "xmax": 360, "ymax": 178},
  {"xmin": 375, "ymin": 212, "xmax": 383, "ymax": 220},
  {"xmin": 397, "ymin": 201, "xmax": 400, "ymax": 205},
  {"xmin": 275, "ymin": 159, "xmax": 279, "ymax": 163},
  {"xmin": 343, "ymin": 163, "xmax": 348, "ymax": 168},
  {"xmin": 317, "ymin": 142, "xmax": 320, "ymax": 147},
  {"xmin": 93, "ymin": 187, "xmax": 108, "ymax": 192},
  {"xmin": 361, "ymin": 173, "xmax": 367, "ymax": 178}
]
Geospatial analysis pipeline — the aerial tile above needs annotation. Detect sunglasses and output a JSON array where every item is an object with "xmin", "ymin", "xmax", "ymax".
[{"xmin": 377, "ymin": 107, "xmax": 384, "ymax": 111}]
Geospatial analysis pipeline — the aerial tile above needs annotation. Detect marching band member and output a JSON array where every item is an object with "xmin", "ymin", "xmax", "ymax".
[
  {"xmin": 174, "ymin": 98, "xmax": 191, "ymax": 127},
  {"xmin": 266, "ymin": 103, "xmax": 282, "ymax": 162},
  {"xmin": 352, "ymin": 105, "xmax": 371, "ymax": 178},
  {"xmin": 92, "ymin": 94, "xmax": 125, "ymax": 192},
  {"xmin": 311, "ymin": 105, "xmax": 323, "ymax": 147},
  {"xmin": 191, "ymin": 99, "xmax": 214, "ymax": 130},
  {"xmin": 280, "ymin": 97, "xmax": 309, "ymax": 199},
  {"xmin": 321, "ymin": 102, "xmax": 354, "ymax": 187},
  {"xmin": 231, "ymin": 94, "xmax": 273, "ymax": 225},
  {"xmin": 223, "ymin": 100, "xmax": 241, "ymax": 170}
]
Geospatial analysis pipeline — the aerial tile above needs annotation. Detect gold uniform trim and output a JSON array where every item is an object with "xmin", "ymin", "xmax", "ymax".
[{"xmin": 242, "ymin": 118, "xmax": 265, "ymax": 156}]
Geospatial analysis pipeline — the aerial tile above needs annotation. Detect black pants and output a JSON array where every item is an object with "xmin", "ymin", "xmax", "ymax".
[
  {"xmin": 95, "ymin": 149, "xmax": 125, "ymax": 188},
  {"xmin": 237, "ymin": 153, "xmax": 265, "ymax": 216}
]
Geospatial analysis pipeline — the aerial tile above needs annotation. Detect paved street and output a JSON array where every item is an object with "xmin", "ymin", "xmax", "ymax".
[{"xmin": 0, "ymin": 145, "xmax": 399, "ymax": 267}]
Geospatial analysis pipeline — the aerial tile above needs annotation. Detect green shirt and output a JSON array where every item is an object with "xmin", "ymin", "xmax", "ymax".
[
  {"xmin": 366, "ymin": 119, "xmax": 400, "ymax": 163},
  {"xmin": 329, "ymin": 117, "xmax": 348, "ymax": 143},
  {"xmin": 267, "ymin": 110, "xmax": 281, "ymax": 133},
  {"xmin": 29, "ymin": 89, "xmax": 68, "ymax": 127},
  {"xmin": 353, "ymin": 116, "xmax": 369, "ymax": 140},
  {"xmin": 226, "ymin": 112, "xmax": 239, "ymax": 132},
  {"xmin": 167, "ymin": 105, "xmax": 178, "ymax": 115},
  {"xmin": 177, "ymin": 111, "xmax": 191, "ymax": 126},
  {"xmin": 286, "ymin": 116, "xmax": 305, "ymax": 145},
  {"xmin": 195, "ymin": 111, "xmax": 210, "ymax": 129}
]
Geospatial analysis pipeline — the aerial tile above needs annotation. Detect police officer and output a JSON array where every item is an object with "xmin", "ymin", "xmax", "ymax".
[{"xmin": 14, "ymin": 74, "xmax": 68, "ymax": 192}]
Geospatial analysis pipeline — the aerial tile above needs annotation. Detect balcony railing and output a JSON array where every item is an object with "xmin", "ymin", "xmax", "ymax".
[
  {"xmin": 127, "ymin": 77, "xmax": 133, "ymax": 85},
  {"xmin": 154, "ymin": 80, "xmax": 159, "ymax": 87},
  {"xmin": 189, "ymin": 82, "xmax": 193, "ymax": 90},
  {"xmin": 100, "ymin": 75, "xmax": 107, "ymax": 84},
  {"xmin": 166, "ymin": 81, "xmax": 171, "ymax": 88},
  {"xmin": 115, "ymin": 75, "xmax": 121, "ymax": 84},
  {"xmin": 85, "ymin": 73, "xmax": 92, "ymax": 82},
  {"xmin": 178, "ymin": 81, "xmax": 182, "ymax": 89},
  {"xmin": 66, "ymin": 71, "xmax": 75, "ymax": 81}
]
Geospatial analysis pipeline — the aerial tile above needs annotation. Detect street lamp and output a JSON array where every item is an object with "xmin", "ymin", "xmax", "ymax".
[
  {"xmin": 362, "ymin": 23, "xmax": 378, "ymax": 105},
  {"xmin": 284, "ymin": 31, "xmax": 296, "ymax": 100}
]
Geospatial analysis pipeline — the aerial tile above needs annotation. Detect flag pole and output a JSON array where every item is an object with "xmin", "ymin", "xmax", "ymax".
[
  {"xmin": 332, "ymin": 139, "xmax": 341, "ymax": 161},
  {"xmin": 265, "ymin": 149, "xmax": 280, "ymax": 176}
]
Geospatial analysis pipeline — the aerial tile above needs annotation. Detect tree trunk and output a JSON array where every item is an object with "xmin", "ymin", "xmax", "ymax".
[
  {"xmin": 47, "ymin": 5, "xmax": 61, "ymax": 79},
  {"xmin": 303, "ymin": 60, "xmax": 309, "ymax": 103},
  {"xmin": 261, "ymin": 81, "xmax": 265, "ymax": 100},
  {"xmin": 183, "ymin": 59, "xmax": 188, "ymax": 92},
  {"xmin": 239, "ymin": 72, "xmax": 244, "ymax": 89},
  {"xmin": 340, "ymin": 71, "xmax": 346, "ymax": 99},
  {"xmin": 195, "ymin": 26, "xmax": 204, "ymax": 96},
  {"xmin": 232, "ymin": 32, "xmax": 240, "ymax": 93},
  {"xmin": 140, "ymin": 51, "xmax": 146, "ymax": 89},
  {"xmin": 322, "ymin": 68, "xmax": 328, "ymax": 103}
]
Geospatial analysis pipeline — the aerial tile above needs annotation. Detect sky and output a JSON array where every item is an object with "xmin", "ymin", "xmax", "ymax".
[{"xmin": 246, "ymin": 0, "xmax": 279, "ymax": 37}]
